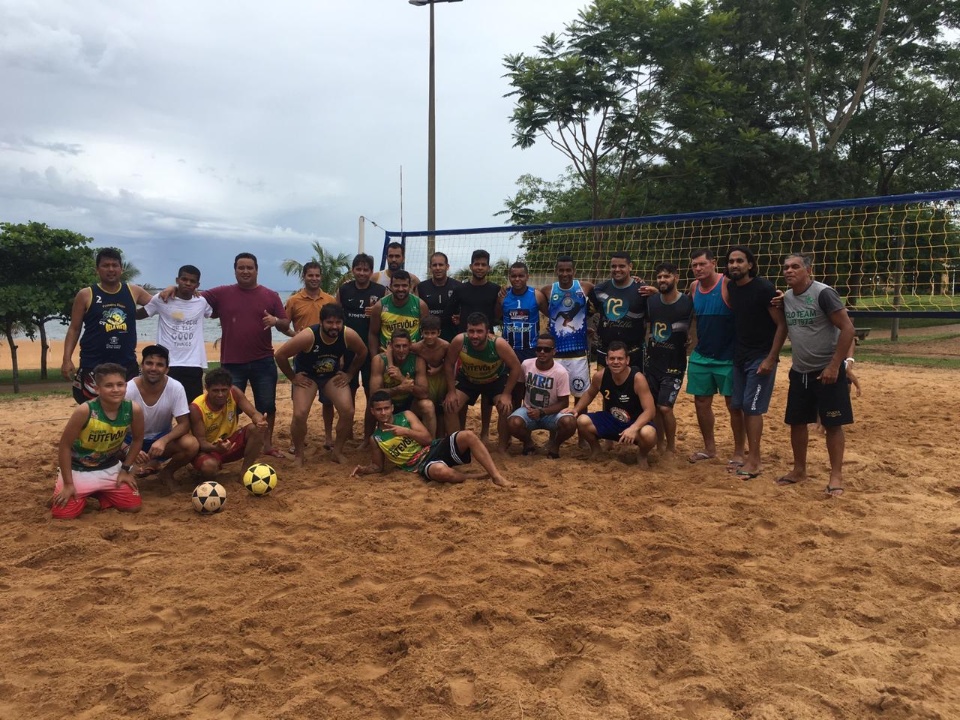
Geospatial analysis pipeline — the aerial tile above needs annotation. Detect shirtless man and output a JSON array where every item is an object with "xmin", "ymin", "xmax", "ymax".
[
  {"xmin": 394, "ymin": 315, "xmax": 450, "ymax": 435},
  {"xmin": 370, "ymin": 329, "xmax": 436, "ymax": 437}
]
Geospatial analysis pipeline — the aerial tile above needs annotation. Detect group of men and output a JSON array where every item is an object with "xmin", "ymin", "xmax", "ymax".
[{"xmin": 52, "ymin": 241, "xmax": 856, "ymax": 518}]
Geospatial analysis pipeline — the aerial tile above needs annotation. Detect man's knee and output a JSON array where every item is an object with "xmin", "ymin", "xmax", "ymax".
[
  {"xmin": 576, "ymin": 414, "xmax": 594, "ymax": 432},
  {"xmin": 557, "ymin": 415, "xmax": 577, "ymax": 433},
  {"xmin": 507, "ymin": 416, "xmax": 525, "ymax": 434},
  {"xmin": 694, "ymin": 395, "xmax": 714, "ymax": 408}
]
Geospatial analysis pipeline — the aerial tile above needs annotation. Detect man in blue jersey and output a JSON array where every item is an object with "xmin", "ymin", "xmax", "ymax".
[
  {"xmin": 538, "ymin": 256, "xmax": 594, "ymax": 399},
  {"xmin": 61, "ymin": 248, "xmax": 154, "ymax": 404},
  {"xmin": 685, "ymin": 248, "xmax": 746, "ymax": 469},
  {"xmin": 499, "ymin": 261, "xmax": 546, "ymax": 409}
]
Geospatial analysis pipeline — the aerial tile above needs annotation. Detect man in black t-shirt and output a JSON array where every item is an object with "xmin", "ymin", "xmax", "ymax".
[
  {"xmin": 725, "ymin": 246, "xmax": 787, "ymax": 480},
  {"xmin": 338, "ymin": 253, "xmax": 387, "ymax": 439},
  {"xmin": 451, "ymin": 249, "xmax": 501, "ymax": 333},
  {"xmin": 644, "ymin": 262, "xmax": 693, "ymax": 457},
  {"xmin": 415, "ymin": 251, "xmax": 462, "ymax": 342},
  {"xmin": 589, "ymin": 252, "xmax": 648, "ymax": 369}
]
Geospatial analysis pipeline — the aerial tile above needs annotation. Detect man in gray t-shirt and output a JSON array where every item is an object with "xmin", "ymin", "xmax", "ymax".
[{"xmin": 779, "ymin": 253, "xmax": 856, "ymax": 497}]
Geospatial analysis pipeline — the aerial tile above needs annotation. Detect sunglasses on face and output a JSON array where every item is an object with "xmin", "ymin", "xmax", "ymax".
[{"xmin": 535, "ymin": 347, "xmax": 554, "ymax": 353}]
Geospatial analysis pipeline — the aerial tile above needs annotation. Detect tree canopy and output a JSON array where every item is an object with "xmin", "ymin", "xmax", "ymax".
[
  {"xmin": 0, "ymin": 222, "xmax": 94, "ymax": 391},
  {"xmin": 503, "ymin": 0, "xmax": 960, "ymax": 229}
]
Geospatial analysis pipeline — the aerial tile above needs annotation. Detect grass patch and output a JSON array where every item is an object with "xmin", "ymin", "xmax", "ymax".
[
  {"xmin": 856, "ymin": 354, "xmax": 960, "ymax": 370},
  {"xmin": 0, "ymin": 388, "xmax": 72, "ymax": 402},
  {"xmin": 860, "ymin": 332, "xmax": 960, "ymax": 347}
]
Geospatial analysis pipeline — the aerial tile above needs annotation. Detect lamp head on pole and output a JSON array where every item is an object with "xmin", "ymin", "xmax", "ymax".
[{"xmin": 409, "ymin": 0, "xmax": 463, "ymax": 5}]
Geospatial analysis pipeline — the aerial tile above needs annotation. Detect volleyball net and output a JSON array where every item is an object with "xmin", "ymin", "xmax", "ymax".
[{"xmin": 378, "ymin": 190, "xmax": 960, "ymax": 318}]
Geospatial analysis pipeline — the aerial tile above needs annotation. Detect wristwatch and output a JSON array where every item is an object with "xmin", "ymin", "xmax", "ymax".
[{"xmin": 121, "ymin": 464, "xmax": 133, "ymax": 473}]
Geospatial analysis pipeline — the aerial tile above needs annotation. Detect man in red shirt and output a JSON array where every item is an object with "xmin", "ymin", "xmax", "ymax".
[{"xmin": 206, "ymin": 252, "xmax": 290, "ymax": 457}]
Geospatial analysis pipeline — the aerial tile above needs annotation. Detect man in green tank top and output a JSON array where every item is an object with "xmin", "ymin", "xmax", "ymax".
[
  {"xmin": 368, "ymin": 270, "xmax": 430, "ymax": 353},
  {"xmin": 351, "ymin": 391, "xmax": 510, "ymax": 487},
  {"xmin": 370, "ymin": 329, "xmax": 436, "ymax": 436},
  {"xmin": 443, "ymin": 312, "xmax": 523, "ymax": 452}
]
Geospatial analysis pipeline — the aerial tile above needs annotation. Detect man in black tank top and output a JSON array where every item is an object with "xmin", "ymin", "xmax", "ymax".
[
  {"xmin": 275, "ymin": 305, "xmax": 367, "ymax": 466},
  {"xmin": 61, "ymin": 248, "xmax": 154, "ymax": 404},
  {"xmin": 571, "ymin": 341, "xmax": 657, "ymax": 468}
]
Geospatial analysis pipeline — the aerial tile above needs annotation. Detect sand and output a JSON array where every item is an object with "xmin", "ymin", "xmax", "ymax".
[{"xmin": 1, "ymin": 345, "xmax": 959, "ymax": 718}]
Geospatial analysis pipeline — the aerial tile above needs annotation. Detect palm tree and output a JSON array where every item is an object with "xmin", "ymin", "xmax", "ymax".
[{"xmin": 281, "ymin": 242, "xmax": 351, "ymax": 294}]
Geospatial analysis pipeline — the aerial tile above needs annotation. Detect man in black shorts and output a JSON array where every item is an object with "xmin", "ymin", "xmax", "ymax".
[
  {"xmin": 338, "ymin": 253, "xmax": 387, "ymax": 440},
  {"xmin": 572, "ymin": 341, "xmax": 657, "ymax": 468},
  {"xmin": 351, "ymin": 391, "xmax": 510, "ymax": 487},
  {"xmin": 443, "ymin": 312, "xmax": 523, "ymax": 452},
  {"xmin": 274, "ymin": 304, "xmax": 367, "ymax": 465},
  {"xmin": 644, "ymin": 262, "xmax": 693, "ymax": 457},
  {"xmin": 779, "ymin": 253, "xmax": 856, "ymax": 497}
]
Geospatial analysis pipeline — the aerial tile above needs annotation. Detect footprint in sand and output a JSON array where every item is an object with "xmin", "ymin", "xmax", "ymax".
[
  {"xmin": 88, "ymin": 567, "xmax": 131, "ymax": 579},
  {"xmin": 448, "ymin": 675, "xmax": 476, "ymax": 706},
  {"xmin": 411, "ymin": 593, "xmax": 454, "ymax": 610}
]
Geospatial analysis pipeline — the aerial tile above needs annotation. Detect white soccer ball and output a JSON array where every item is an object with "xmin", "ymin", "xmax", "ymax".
[{"xmin": 192, "ymin": 481, "xmax": 226, "ymax": 514}]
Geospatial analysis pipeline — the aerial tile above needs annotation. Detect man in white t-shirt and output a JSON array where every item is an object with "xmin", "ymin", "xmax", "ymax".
[
  {"xmin": 124, "ymin": 345, "xmax": 199, "ymax": 486},
  {"xmin": 139, "ymin": 264, "xmax": 213, "ymax": 403},
  {"xmin": 506, "ymin": 333, "xmax": 577, "ymax": 458}
]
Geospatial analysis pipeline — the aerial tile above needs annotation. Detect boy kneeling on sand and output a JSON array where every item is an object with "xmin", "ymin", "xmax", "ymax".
[{"xmin": 51, "ymin": 363, "xmax": 145, "ymax": 519}]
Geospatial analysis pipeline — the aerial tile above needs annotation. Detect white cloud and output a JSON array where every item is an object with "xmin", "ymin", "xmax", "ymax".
[{"xmin": 1, "ymin": 0, "xmax": 589, "ymax": 287}]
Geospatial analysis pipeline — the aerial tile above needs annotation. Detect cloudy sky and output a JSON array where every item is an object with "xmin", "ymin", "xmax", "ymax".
[{"xmin": 1, "ymin": 0, "xmax": 589, "ymax": 289}]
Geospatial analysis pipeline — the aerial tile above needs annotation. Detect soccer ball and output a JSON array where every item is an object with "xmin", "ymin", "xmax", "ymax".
[
  {"xmin": 243, "ymin": 463, "xmax": 278, "ymax": 496},
  {"xmin": 192, "ymin": 481, "xmax": 226, "ymax": 514}
]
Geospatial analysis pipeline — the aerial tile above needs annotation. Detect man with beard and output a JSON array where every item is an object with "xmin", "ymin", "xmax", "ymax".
[
  {"xmin": 372, "ymin": 242, "xmax": 420, "ymax": 289},
  {"xmin": 369, "ymin": 270, "xmax": 430, "ymax": 354},
  {"xmin": 282, "ymin": 261, "xmax": 339, "ymax": 449},
  {"xmin": 415, "ymin": 251, "xmax": 462, "ymax": 342},
  {"xmin": 779, "ymin": 253, "xmax": 856, "ymax": 497},
  {"xmin": 451, "ymin": 249, "xmax": 501, "ymax": 333},
  {"xmin": 572, "ymin": 342, "xmax": 657, "ymax": 469},
  {"xmin": 725, "ymin": 246, "xmax": 787, "ymax": 480},
  {"xmin": 274, "ymin": 304, "xmax": 367, "ymax": 466},
  {"xmin": 450, "ymin": 249, "xmax": 502, "ymax": 440},
  {"xmin": 589, "ymin": 252, "xmax": 649, "ymax": 370},
  {"xmin": 124, "ymin": 345, "xmax": 199, "ymax": 486},
  {"xmin": 62, "ymin": 248, "xmax": 153, "ymax": 404},
  {"xmin": 338, "ymin": 253, "xmax": 387, "ymax": 441},
  {"xmin": 644, "ymin": 263, "xmax": 693, "ymax": 458},
  {"xmin": 685, "ymin": 248, "xmax": 745, "ymax": 469},
  {"xmin": 539, "ymin": 255, "xmax": 594, "ymax": 400},
  {"xmin": 443, "ymin": 312, "xmax": 523, "ymax": 453},
  {"xmin": 370, "ymin": 329, "xmax": 436, "ymax": 436}
]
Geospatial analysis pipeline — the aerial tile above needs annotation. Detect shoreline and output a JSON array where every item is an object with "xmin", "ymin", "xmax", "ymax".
[{"xmin": 0, "ymin": 339, "xmax": 222, "ymax": 373}]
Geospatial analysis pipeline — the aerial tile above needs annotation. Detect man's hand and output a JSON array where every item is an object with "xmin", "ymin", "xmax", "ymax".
[
  {"xmin": 158, "ymin": 286, "xmax": 176, "ymax": 302},
  {"xmin": 495, "ymin": 394, "xmax": 513, "ymax": 416},
  {"xmin": 758, "ymin": 357, "xmax": 778, "ymax": 375},
  {"xmin": 527, "ymin": 407, "xmax": 542, "ymax": 420},
  {"xmin": 382, "ymin": 422, "xmax": 408, "ymax": 438},
  {"xmin": 332, "ymin": 371, "xmax": 350, "ymax": 388},
  {"xmin": 638, "ymin": 284, "xmax": 656, "ymax": 297},
  {"xmin": 253, "ymin": 413, "xmax": 268, "ymax": 430},
  {"xmin": 60, "ymin": 359, "xmax": 76, "ymax": 381},
  {"xmin": 350, "ymin": 464, "xmax": 378, "ymax": 477},
  {"xmin": 116, "ymin": 469, "xmax": 139, "ymax": 492},
  {"xmin": 818, "ymin": 364, "xmax": 839, "ymax": 385},
  {"xmin": 618, "ymin": 425, "xmax": 639, "ymax": 444},
  {"xmin": 52, "ymin": 483, "xmax": 78, "ymax": 508},
  {"xmin": 148, "ymin": 438, "xmax": 168, "ymax": 459},
  {"xmin": 443, "ymin": 391, "xmax": 462, "ymax": 415},
  {"xmin": 293, "ymin": 372, "xmax": 314, "ymax": 389},
  {"xmin": 262, "ymin": 310, "xmax": 280, "ymax": 329},
  {"xmin": 386, "ymin": 366, "xmax": 403, "ymax": 381},
  {"xmin": 770, "ymin": 290, "xmax": 785, "ymax": 307}
]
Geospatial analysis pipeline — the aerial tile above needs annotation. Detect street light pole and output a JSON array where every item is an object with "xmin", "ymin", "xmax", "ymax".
[{"xmin": 410, "ymin": 0, "xmax": 462, "ymax": 265}]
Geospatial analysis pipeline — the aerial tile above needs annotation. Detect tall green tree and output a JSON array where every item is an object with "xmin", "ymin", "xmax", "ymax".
[
  {"xmin": 0, "ymin": 222, "xmax": 94, "ymax": 392},
  {"xmin": 281, "ymin": 242, "xmax": 351, "ymax": 294}
]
